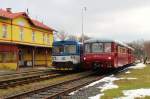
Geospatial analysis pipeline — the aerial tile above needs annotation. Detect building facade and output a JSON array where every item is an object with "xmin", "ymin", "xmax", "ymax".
[{"xmin": 0, "ymin": 8, "xmax": 54, "ymax": 70}]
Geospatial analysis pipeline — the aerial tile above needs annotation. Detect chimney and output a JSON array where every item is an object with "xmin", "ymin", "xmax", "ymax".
[{"xmin": 6, "ymin": 8, "xmax": 12, "ymax": 13}]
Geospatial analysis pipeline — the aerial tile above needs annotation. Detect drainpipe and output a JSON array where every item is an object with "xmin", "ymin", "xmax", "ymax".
[
  {"xmin": 11, "ymin": 19, "xmax": 13, "ymax": 42},
  {"xmin": 45, "ymin": 48, "xmax": 48, "ymax": 67},
  {"xmin": 32, "ymin": 47, "xmax": 35, "ymax": 68}
]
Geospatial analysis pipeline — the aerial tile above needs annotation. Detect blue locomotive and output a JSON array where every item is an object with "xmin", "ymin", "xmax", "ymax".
[{"xmin": 52, "ymin": 40, "xmax": 83, "ymax": 70}]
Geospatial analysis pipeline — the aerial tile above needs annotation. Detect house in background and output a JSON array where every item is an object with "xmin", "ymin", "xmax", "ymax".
[{"xmin": 0, "ymin": 8, "xmax": 54, "ymax": 70}]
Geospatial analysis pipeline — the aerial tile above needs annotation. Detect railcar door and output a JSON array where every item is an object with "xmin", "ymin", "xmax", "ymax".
[{"xmin": 114, "ymin": 43, "xmax": 118, "ymax": 68}]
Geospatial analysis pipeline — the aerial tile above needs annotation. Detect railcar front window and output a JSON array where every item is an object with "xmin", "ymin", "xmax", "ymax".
[
  {"xmin": 104, "ymin": 43, "xmax": 111, "ymax": 52},
  {"xmin": 85, "ymin": 44, "xmax": 90, "ymax": 53},
  {"xmin": 53, "ymin": 46, "xmax": 64, "ymax": 55},
  {"xmin": 64, "ymin": 45, "xmax": 76, "ymax": 54},
  {"xmin": 92, "ymin": 43, "xmax": 103, "ymax": 53}
]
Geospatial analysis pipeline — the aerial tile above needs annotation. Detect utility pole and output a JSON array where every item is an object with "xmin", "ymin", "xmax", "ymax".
[{"xmin": 81, "ymin": 7, "xmax": 87, "ymax": 43}]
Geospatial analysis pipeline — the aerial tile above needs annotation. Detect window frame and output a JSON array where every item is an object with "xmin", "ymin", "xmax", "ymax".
[
  {"xmin": 20, "ymin": 26, "xmax": 24, "ymax": 41},
  {"xmin": 32, "ymin": 30, "xmax": 35, "ymax": 42},
  {"xmin": 2, "ymin": 24, "xmax": 7, "ymax": 38},
  {"xmin": 47, "ymin": 34, "xmax": 50, "ymax": 45}
]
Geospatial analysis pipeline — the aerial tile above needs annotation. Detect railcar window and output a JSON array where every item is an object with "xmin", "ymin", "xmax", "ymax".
[
  {"xmin": 92, "ymin": 43, "xmax": 103, "ymax": 53},
  {"xmin": 64, "ymin": 45, "xmax": 76, "ymax": 54},
  {"xmin": 104, "ymin": 43, "xmax": 111, "ymax": 52},
  {"xmin": 85, "ymin": 44, "xmax": 90, "ymax": 53}
]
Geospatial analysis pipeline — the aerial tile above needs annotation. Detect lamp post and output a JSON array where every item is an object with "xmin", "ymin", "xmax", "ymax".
[{"xmin": 81, "ymin": 7, "xmax": 86, "ymax": 43}]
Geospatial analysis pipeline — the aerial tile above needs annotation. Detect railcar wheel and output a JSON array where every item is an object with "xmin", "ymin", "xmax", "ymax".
[{"xmin": 93, "ymin": 62, "xmax": 102, "ymax": 72}]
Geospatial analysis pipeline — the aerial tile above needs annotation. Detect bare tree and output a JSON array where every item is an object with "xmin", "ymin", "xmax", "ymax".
[
  {"xmin": 143, "ymin": 41, "xmax": 150, "ymax": 59},
  {"xmin": 54, "ymin": 30, "xmax": 68, "ymax": 41},
  {"xmin": 78, "ymin": 35, "xmax": 91, "ymax": 42},
  {"xmin": 128, "ymin": 40, "xmax": 145, "ymax": 61},
  {"xmin": 67, "ymin": 35, "xmax": 78, "ymax": 41}
]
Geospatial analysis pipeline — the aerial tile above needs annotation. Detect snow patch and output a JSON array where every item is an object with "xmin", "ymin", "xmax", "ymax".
[
  {"xmin": 69, "ymin": 90, "xmax": 79, "ymax": 95},
  {"xmin": 115, "ymin": 88, "xmax": 150, "ymax": 99},
  {"xmin": 69, "ymin": 75, "xmax": 137, "ymax": 97},
  {"xmin": 126, "ymin": 78, "xmax": 137, "ymax": 80},
  {"xmin": 125, "ymin": 71, "xmax": 131, "ymax": 74},
  {"xmin": 88, "ymin": 94, "xmax": 104, "ymax": 99},
  {"xmin": 129, "ymin": 63, "xmax": 146, "ymax": 69},
  {"xmin": 97, "ymin": 76, "xmax": 121, "ymax": 92}
]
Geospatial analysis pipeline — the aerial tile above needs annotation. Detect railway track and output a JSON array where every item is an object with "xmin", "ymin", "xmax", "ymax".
[
  {"xmin": 0, "ymin": 70, "xmax": 64, "ymax": 89},
  {"xmin": 3, "ymin": 71, "xmax": 94, "ymax": 99},
  {"xmin": 0, "ymin": 69, "xmax": 47, "ymax": 78},
  {"xmin": 0, "ymin": 69, "xmax": 51, "ymax": 79},
  {"xmin": 2, "ymin": 65, "xmax": 132, "ymax": 99}
]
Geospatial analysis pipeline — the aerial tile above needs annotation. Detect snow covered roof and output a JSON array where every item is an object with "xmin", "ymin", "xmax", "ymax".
[{"xmin": 84, "ymin": 38, "xmax": 134, "ymax": 50}]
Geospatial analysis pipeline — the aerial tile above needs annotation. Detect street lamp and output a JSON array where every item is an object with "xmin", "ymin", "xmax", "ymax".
[{"xmin": 81, "ymin": 7, "xmax": 87, "ymax": 43}]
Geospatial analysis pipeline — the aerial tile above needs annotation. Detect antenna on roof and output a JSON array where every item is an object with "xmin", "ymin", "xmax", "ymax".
[
  {"xmin": 35, "ymin": 16, "xmax": 38, "ymax": 20},
  {"xmin": 26, "ymin": 8, "xmax": 29, "ymax": 15}
]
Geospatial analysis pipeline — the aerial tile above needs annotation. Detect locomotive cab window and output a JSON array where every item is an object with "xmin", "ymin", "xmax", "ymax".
[
  {"xmin": 92, "ymin": 43, "xmax": 103, "ymax": 53},
  {"xmin": 64, "ymin": 45, "xmax": 76, "ymax": 54},
  {"xmin": 52, "ymin": 46, "xmax": 64, "ymax": 55}
]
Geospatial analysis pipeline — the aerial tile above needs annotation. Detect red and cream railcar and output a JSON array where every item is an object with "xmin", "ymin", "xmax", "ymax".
[{"xmin": 83, "ymin": 39, "xmax": 134, "ymax": 70}]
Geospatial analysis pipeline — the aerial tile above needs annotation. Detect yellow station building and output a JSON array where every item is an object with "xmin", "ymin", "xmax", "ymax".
[{"xmin": 0, "ymin": 8, "xmax": 54, "ymax": 70}]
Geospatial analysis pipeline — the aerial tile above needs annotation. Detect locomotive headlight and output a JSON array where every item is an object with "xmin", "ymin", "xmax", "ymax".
[
  {"xmin": 52, "ymin": 57, "xmax": 56, "ymax": 60},
  {"xmin": 108, "ymin": 56, "xmax": 112, "ymax": 60},
  {"xmin": 71, "ymin": 56, "xmax": 76, "ymax": 59}
]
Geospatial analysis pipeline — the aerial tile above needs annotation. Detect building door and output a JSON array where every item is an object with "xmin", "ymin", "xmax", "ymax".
[{"xmin": 18, "ymin": 50, "xmax": 24, "ymax": 67}]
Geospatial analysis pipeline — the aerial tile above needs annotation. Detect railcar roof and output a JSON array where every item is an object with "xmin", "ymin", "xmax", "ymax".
[{"xmin": 84, "ymin": 38, "xmax": 134, "ymax": 50}]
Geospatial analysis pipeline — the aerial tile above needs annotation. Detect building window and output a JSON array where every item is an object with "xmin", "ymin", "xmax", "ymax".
[
  {"xmin": 43, "ymin": 33, "xmax": 45, "ymax": 43},
  {"xmin": 45, "ymin": 34, "xmax": 47, "ymax": 43},
  {"xmin": 2, "ymin": 24, "xmax": 7, "ymax": 38},
  {"xmin": 32, "ymin": 31, "xmax": 35, "ymax": 42},
  {"xmin": 0, "ymin": 52, "xmax": 17, "ymax": 63},
  {"xmin": 47, "ymin": 34, "xmax": 50, "ymax": 45},
  {"xmin": 20, "ymin": 27, "xmax": 24, "ymax": 40}
]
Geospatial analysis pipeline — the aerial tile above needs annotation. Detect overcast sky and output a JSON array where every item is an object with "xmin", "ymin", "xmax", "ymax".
[{"xmin": 1, "ymin": 0, "xmax": 150, "ymax": 42}]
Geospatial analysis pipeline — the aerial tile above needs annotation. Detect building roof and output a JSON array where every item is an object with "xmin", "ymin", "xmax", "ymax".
[
  {"xmin": 84, "ymin": 38, "xmax": 134, "ymax": 50},
  {"xmin": 0, "ymin": 9, "xmax": 54, "ymax": 31}
]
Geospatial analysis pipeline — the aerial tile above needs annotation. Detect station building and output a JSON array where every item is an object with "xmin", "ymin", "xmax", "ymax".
[{"xmin": 0, "ymin": 8, "xmax": 54, "ymax": 70}]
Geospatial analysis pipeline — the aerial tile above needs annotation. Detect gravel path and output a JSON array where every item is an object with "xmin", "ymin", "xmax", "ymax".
[{"xmin": 66, "ymin": 81, "xmax": 106, "ymax": 99}]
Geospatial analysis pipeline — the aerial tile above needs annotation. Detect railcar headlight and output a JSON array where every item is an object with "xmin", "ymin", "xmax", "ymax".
[
  {"xmin": 84, "ymin": 57, "xmax": 86, "ymax": 60},
  {"xmin": 108, "ymin": 56, "xmax": 111, "ymax": 60}
]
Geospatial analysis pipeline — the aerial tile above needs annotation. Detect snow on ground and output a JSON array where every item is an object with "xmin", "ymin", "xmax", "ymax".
[
  {"xmin": 69, "ymin": 75, "xmax": 118, "ymax": 95},
  {"xmin": 69, "ymin": 90, "xmax": 80, "ymax": 95},
  {"xmin": 88, "ymin": 93, "xmax": 104, "ymax": 99},
  {"xmin": 69, "ymin": 75, "xmax": 137, "ymax": 98},
  {"xmin": 125, "ymin": 78, "xmax": 137, "ymax": 80},
  {"xmin": 97, "ymin": 76, "xmax": 121, "ymax": 92},
  {"xmin": 125, "ymin": 71, "xmax": 131, "ymax": 74},
  {"xmin": 129, "ymin": 63, "xmax": 146, "ymax": 69},
  {"xmin": 115, "ymin": 88, "xmax": 150, "ymax": 99},
  {"xmin": 85, "ymin": 75, "xmax": 115, "ymax": 88}
]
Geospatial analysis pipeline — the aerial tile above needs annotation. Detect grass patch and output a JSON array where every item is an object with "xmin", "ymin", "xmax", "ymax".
[{"xmin": 101, "ymin": 64, "xmax": 150, "ymax": 99}]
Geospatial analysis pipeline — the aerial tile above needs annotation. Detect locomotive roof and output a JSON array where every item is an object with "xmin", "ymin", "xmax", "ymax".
[
  {"xmin": 84, "ymin": 38, "xmax": 134, "ymax": 50},
  {"xmin": 53, "ymin": 40, "xmax": 81, "ymax": 46}
]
